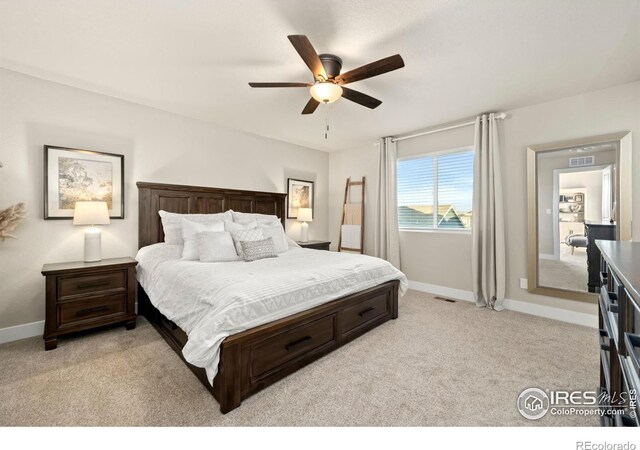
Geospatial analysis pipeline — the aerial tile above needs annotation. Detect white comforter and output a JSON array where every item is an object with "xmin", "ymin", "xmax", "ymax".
[{"xmin": 136, "ymin": 244, "xmax": 408, "ymax": 384}]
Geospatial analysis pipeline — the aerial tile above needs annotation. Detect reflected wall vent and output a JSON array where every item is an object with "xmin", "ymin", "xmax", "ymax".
[{"xmin": 569, "ymin": 155, "xmax": 595, "ymax": 167}]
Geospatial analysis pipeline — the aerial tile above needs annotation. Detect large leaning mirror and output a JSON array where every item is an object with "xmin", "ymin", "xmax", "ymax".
[{"xmin": 527, "ymin": 131, "xmax": 632, "ymax": 302}]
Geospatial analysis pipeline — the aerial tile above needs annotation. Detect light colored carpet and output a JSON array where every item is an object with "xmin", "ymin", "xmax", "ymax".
[{"xmin": 0, "ymin": 290, "xmax": 598, "ymax": 426}]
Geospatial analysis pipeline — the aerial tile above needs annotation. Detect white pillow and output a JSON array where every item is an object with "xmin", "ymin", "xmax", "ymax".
[
  {"xmin": 197, "ymin": 231, "xmax": 239, "ymax": 262},
  {"xmin": 159, "ymin": 210, "xmax": 231, "ymax": 245},
  {"xmin": 224, "ymin": 220, "xmax": 257, "ymax": 232},
  {"xmin": 181, "ymin": 218, "xmax": 224, "ymax": 260},
  {"xmin": 257, "ymin": 222, "xmax": 288, "ymax": 253},
  {"xmin": 230, "ymin": 228, "xmax": 264, "ymax": 258},
  {"xmin": 231, "ymin": 210, "xmax": 279, "ymax": 223},
  {"xmin": 286, "ymin": 235, "xmax": 301, "ymax": 249}
]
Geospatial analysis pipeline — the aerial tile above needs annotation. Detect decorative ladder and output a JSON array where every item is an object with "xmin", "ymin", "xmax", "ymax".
[{"xmin": 338, "ymin": 177, "xmax": 365, "ymax": 254}]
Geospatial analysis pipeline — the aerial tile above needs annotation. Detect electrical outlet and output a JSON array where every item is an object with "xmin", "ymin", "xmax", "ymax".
[{"xmin": 520, "ymin": 278, "xmax": 528, "ymax": 289}]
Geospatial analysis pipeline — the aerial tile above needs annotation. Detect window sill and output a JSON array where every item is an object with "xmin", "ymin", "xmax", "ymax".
[{"xmin": 399, "ymin": 228, "xmax": 472, "ymax": 235}]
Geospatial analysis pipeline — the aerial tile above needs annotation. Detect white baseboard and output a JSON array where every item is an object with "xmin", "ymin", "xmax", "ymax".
[
  {"xmin": 408, "ymin": 281, "xmax": 475, "ymax": 302},
  {"xmin": 0, "ymin": 320, "xmax": 44, "ymax": 345},
  {"xmin": 408, "ymin": 280, "xmax": 597, "ymax": 328}
]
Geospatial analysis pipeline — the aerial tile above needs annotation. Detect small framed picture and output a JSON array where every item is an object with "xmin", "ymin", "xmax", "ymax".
[
  {"xmin": 287, "ymin": 178, "xmax": 314, "ymax": 219},
  {"xmin": 44, "ymin": 145, "xmax": 124, "ymax": 219},
  {"xmin": 574, "ymin": 194, "xmax": 584, "ymax": 203}
]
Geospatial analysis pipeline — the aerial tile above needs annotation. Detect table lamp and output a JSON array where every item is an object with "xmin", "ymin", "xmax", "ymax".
[
  {"xmin": 73, "ymin": 201, "xmax": 110, "ymax": 262},
  {"xmin": 297, "ymin": 208, "xmax": 312, "ymax": 243}
]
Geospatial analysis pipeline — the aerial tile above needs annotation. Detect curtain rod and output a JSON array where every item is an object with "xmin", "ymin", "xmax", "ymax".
[{"xmin": 391, "ymin": 112, "xmax": 507, "ymax": 143}]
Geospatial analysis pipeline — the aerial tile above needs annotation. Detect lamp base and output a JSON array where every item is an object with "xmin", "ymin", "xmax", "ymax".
[
  {"xmin": 84, "ymin": 227, "xmax": 102, "ymax": 262},
  {"xmin": 300, "ymin": 221, "xmax": 309, "ymax": 243}
]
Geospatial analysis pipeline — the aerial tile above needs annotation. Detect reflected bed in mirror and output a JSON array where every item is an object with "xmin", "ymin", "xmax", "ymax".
[{"xmin": 527, "ymin": 132, "xmax": 632, "ymax": 303}]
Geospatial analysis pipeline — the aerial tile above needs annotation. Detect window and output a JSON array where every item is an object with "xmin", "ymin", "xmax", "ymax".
[{"xmin": 397, "ymin": 148, "xmax": 474, "ymax": 230}]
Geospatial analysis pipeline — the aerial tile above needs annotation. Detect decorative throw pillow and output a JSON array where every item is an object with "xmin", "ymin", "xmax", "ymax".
[
  {"xmin": 230, "ymin": 210, "xmax": 279, "ymax": 223},
  {"xmin": 159, "ymin": 210, "xmax": 231, "ymax": 245},
  {"xmin": 230, "ymin": 228, "xmax": 264, "ymax": 258},
  {"xmin": 181, "ymin": 218, "xmax": 224, "ymax": 260},
  {"xmin": 240, "ymin": 238, "xmax": 278, "ymax": 262},
  {"xmin": 224, "ymin": 220, "xmax": 257, "ymax": 232},
  {"xmin": 197, "ymin": 231, "xmax": 239, "ymax": 262},
  {"xmin": 257, "ymin": 222, "xmax": 288, "ymax": 253}
]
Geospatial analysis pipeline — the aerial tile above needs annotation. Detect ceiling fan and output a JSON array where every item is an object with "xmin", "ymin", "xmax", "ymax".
[{"xmin": 249, "ymin": 35, "xmax": 405, "ymax": 114}]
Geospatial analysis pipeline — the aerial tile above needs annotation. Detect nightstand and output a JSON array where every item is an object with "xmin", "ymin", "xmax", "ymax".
[
  {"xmin": 297, "ymin": 240, "xmax": 331, "ymax": 251},
  {"xmin": 41, "ymin": 257, "xmax": 137, "ymax": 350}
]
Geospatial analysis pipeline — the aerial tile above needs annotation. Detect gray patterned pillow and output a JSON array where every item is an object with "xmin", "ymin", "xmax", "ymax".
[
  {"xmin": 240, "ymin": 238, "xmax": 277, "ymax": 262},
  {"xmin": 230, "ymin": 228, "xmax": 264, "ymax": 257}
]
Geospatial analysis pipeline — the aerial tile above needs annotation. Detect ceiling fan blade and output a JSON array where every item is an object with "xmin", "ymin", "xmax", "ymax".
[
  {"xmin": 288, "ymin": 35, "xmax": 327, "ymax": 81},
  {"xmin": 301, "ymin": 98, "xmax": 320, "ymax": 115},
  {"xmin": 341, "ymin": 87, "xmax": 382, "ymax": 109},
  {"xmin": 335, "ymin": 54, "xmax": 405, "ymax": 85},
  {"xmin": 249, "ymin": 82, "xmax": 312, "ymax": 88}
]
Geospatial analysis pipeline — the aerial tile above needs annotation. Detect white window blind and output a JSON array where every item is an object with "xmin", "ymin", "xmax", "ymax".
[{"xmin": 397, "ymin": 148, "xmax": 474, "ymax": 230}]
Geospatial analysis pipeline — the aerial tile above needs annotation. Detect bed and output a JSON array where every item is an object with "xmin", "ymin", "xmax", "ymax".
[{"xmin": 136, "ymin": 181, "xmax": 406, "ymax": 413}]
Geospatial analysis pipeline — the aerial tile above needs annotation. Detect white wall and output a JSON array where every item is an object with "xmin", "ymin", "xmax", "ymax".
[
  {"xmin": 0, "ymin": 69, "xmax": 329, "ymax": 329},
  {"xmin": 329, "ymin": 80, "xmax": 640, "ymax": 317}
]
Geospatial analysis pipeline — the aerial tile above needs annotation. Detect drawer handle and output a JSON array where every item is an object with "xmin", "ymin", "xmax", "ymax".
[
  {"xmin": 285, "ymin": 336, "xmax": 312, "ymax": 352},
  {"xmin": 358, "ymin": 306, "xmax": 375, "ymax": 317},
  {"xmin": 76, "ymin": 280, "xmax": 111, "ymax": 289},
  {"xmin": 76, "ymin": 306, "xmax": 110, "ymax": 317}
]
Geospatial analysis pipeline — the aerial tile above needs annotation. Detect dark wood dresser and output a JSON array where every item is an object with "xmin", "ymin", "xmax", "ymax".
[
  {"xmin": 297, "ymin": 240, "xmax": 331, "ymax": 251},
  {"xmin": 596, "ymin": 240, "xmax": 640, "ymax": 427},
  {"xmin": 585, "ymin": 222, "xmax": 616, "ymax": 292},
  {"xmin": 41, "ymin": 257, "xmax": 137, "ymax": 350}
]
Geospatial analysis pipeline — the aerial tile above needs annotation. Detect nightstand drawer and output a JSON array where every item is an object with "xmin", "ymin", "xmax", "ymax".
[
  {"xmin": 58, "ymin": 270, "xmax": 126, "ymax": 299},
  {"xmin": 58, "ymin": 294, "xmax": 126, "ymax": 327}
]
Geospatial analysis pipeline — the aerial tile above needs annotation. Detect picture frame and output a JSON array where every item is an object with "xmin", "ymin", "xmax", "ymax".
[
  {"xmin": 287, "ymin": 178, "xmax": 314, "ymax": 219},
  {"xmin": 44, "ymin": 145, "xmax": 125, "ymax": 219}
]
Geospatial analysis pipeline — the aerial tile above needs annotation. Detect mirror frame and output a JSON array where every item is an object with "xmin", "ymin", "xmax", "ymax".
[{"xmin": 527, "ymin": 131, "xmax": 632, "ymax": 303}]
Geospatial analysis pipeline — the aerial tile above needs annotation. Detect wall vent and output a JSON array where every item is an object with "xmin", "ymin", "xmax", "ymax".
[{"xmin": 569, "ymin": 155, "xmax": 595, "ymax": 167}]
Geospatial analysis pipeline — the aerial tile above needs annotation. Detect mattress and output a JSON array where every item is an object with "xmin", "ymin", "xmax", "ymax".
[{"xmin": 136, "ymin": 243, "xmax": 407, "ymax": 384}]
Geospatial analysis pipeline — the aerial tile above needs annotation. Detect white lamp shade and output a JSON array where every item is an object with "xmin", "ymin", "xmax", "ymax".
[
  {"xmin": 310, "ymin": 82, "xmax": 343, "ymax": 104},
  {"xmin": 297, "ymin": 208, "xmax": 313, "ymax": 222},
  {"xmin": 73, "ymin": 201, "xmax": 110, "ymax": 225}
]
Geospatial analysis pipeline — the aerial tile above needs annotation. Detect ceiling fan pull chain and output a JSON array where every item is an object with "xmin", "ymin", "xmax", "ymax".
[{"xmin": 324, "ymin": 103, "xmax": 330, "ymax": 140}]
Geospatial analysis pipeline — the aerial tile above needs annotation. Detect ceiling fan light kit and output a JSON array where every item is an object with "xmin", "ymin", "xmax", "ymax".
[
  {"xmin": 249, "ymin": 35, "xmax": 405, "ymax": 115},
  {"xmin": 310, "ymin": 82, "xmax": 343, "ymax": 104}
]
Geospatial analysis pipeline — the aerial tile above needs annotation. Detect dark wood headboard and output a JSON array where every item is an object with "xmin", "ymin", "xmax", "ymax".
[{"xmin": 137, "ymin": 182, "xmax": 287, "ymax": 249}]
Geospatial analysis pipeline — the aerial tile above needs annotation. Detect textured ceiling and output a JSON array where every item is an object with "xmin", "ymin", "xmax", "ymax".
[{"xmin": 1, "ymin": 0, "xmax": 639, "ymax": 151}]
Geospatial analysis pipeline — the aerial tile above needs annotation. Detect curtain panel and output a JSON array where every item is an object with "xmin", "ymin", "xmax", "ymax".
[
  {"xmin": 373, "ymin": 137, "xmax": 401, "ymax": 268},
  {"xmin": 471, "ymin": 113, "xmax": 506, "ymax": 310}
]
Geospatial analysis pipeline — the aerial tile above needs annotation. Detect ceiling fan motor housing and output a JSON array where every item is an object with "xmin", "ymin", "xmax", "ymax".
[{"xmin": 319, "ymin": 54, "xmax": 343, "ymax": 79}]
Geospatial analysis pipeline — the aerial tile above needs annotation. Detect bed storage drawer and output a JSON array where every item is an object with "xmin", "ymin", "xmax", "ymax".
[
  {"xmin": 339, "ymin": 292, "xmax": 390, "ymax": 336},
  {"xmin": 250, "ymin": 315, "xmax": 336, "ymax": 379},
  {"xmin": 58, "ymin": 270, "xmax": 127, "ymax": 299},
  {"xmin": 58, "ymin": 294, "xmax": 126, "ymax": 327}
]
